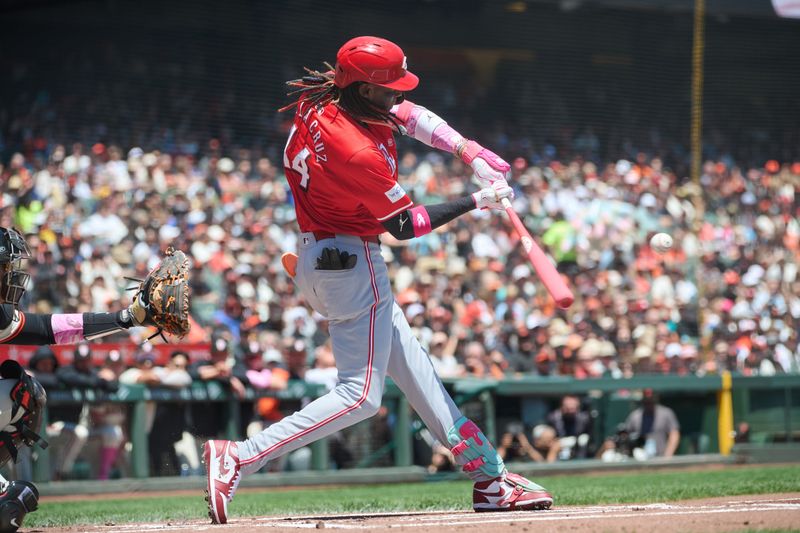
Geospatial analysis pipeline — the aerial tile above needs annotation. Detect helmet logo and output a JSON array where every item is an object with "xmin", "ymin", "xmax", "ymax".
[{"xmin": 402, "ymin": 56, "xmax": 408, "ymax": 70}]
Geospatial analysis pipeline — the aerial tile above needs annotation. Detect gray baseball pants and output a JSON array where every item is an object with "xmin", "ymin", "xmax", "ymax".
[{"xmin": 237, "ymin": 233, "xmax": 464, "ymax": 476}]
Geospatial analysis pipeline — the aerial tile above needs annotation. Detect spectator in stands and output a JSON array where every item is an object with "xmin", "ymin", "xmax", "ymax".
[
  {"xmin": 2, "ymin": 69, "xmax": 800, "ymax": 387},
  {"xmin": 497, "ymin": 421, "xmax": 559, "ymax": 463},
  {"xmin": 546, "ymin": 395, "xmax": 593, "ymax": 459},
  {"xmin": 623, "ymin": 389, "xmax": 680, "ymax": 458},
  {"xmin": 188, "ymin": 337, "xmax": 248, "ymax": 444},
  {"xmin": 599, "ymin": 389, "xmax": 680, "ymax": 460},
  {"xmin": 427, "ymin": 331, "xmax": 463, "ymax": 378},
  {"xmin": 119, "ymin": 347, "xmax": 162, "ymax": 387},
  {"xmin": 530, "ymin": 424, "xmax": 561, "ymax": 463},
  {"xmin": 162, "ymin": 350, "xmax": 201, "ymax": 476},
  {"xmin": 28, "ymin": 346, "xmax": 60, "ymax": 392},
  {"xmin": 283, "ymin": 338, "xmax": 310, "ymax": 381},
  {"xmin": 249, "ymin": 348, "xmax": 290, "ymax": 442},
  {"xmin": 88, "ymin": 350, "xmax": 126, "ymax": 479},
  {"xmin": 50, "ymin": 343, "xmax": 118, "ymax": 480},
  {"xmin": 243, "ymin": 349, "xmax": 279, "ymax": 392},
  {"xmin": 305, "ymin": 340, "xmax": 338, "ymax": 392},
  {"xmin": 121, "ymin": 348, "xmax": 193, "ymax": 476},
  {"xmin": 462, "ymin": 342, "xmax": 505, "ymax": 379}
]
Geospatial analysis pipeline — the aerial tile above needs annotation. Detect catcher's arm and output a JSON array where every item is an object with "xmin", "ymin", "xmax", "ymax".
[
  {"xmin": 391, "ymin": 100, "xmax": 510, "ymax": 185},
  {"xmin": 0, "ymin": 249, "xmax": 191, "ymax": 345},
  {"xmin": 0, "ymin": 302, "xmax": 134, "ymax": 346}
]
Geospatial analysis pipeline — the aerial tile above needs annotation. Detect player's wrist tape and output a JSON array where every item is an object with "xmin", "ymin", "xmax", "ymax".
[
  {"xmin": 409, "ymin": 205, "xmax": 432, "ymax": 237},
  {"xmin": 458, "ymin": 140, "xmax": 484, "ymax": 164}
]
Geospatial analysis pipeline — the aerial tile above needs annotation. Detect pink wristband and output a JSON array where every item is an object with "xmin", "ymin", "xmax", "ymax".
[
  {"xmin": 51, "ymin": 313, "xmax": 85, "ymax": 344},
  {"xmin": 460, "ymin": 140, "xmax": 484, "ymax": 164},
  {"xmin": 409, "ymin": 205, "xmax": 432, "ymax": 237}
]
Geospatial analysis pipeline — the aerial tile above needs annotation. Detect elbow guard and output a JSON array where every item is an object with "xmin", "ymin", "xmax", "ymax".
[{"xmin": 391, "ymin": 100, "xmax": 450, "ymax": 148}]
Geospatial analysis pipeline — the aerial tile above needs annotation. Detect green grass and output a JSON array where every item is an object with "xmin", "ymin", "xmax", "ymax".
[{"xmin": 28, "ymin": 464, "xmax": 800, "ymax": 527}]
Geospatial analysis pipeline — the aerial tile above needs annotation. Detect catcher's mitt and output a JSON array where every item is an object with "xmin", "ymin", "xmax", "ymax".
[{"xmin": 128, "ymin": 248, "xmax": 191, "ymax": 340}]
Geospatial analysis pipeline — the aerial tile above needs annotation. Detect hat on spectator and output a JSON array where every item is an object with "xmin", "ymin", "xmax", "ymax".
[
  {"xmin": 285, "ymin": 338, "xmax": 307, "ymax": 354},
  {"xmin": 598, "ymin": 316, "xmax": 615, "ymax": 331},
  {"xmin": 720, "ymin": 298, "xmax": 734, "ymax": 313},
  {"xmin": 431, "ymin": 331, "xmax": 448, "ymax": 347},
  {"xmin": 665, "ymin": 343, "xmax": 682, "ymax": 359},
  {"xmin": 549, "ymin": 335, "xmax": 569, "ymax": 348},
  {"xmin": 142, "ymin": 153, "xmax": 158, "ymax": 167},
  {"xmin": 512, "ymin": 264, "xmax": 531, "ymax": 281},
  {"xmin": 135, "ymin": 348, "xmax": 156, "ymax": 365},
  {"xmin": 526, "ymin": 313, "xmax": 549, "ymax": 330},
  {"xmin": 738, "ymin": 319, "xmax": 757, "ymax": 332},
  {"xmin": 566, "ymin": 334, "xmax": 583, "ymax": 351},
  {"xmin": 431, "ymin": 306, "xmax": 452, "ymax": 322},
  {"xmin": 577, "ymin": 338, "xmax": 601, "ymax": 360},
  {"xmin": 598, "ymin": 340, "xmax": 617, "ymax": 357},
  {"xmin": 396, "ymin": 289, "xmax": 420, "ymax": 305},
  {"xmin": 207, "ymin": 225, "xmax": 226, "ymax": 242},
  {"xmin": 128, "ymin": 147, "xmax": 144, "ymax": 160},
  {"xmin": 263, "ymin": 348, "xmax": 282, "ymax": 364},
  {"xmin": 634, "ymin": 345, "xmax": 653, "ymax": 359},
  {"xmin": 640, "ymin": 193, "xmax": 657, "ymax": 209},
  {"xmin": 30, "ymin": 346, "xmax": 58, "ymax": 371},
  {"xmin": 218, "ymin": 158, "xmax": 235, "ymax": 173},
  {"xmin": 680, "ymin": 345, "xmax": 698, "ymax": 359},
  {"xmin": 106, "ymin": 349, "xmax": 123, "ymax": 364},
  {"xmin": 742, "ymin": 265, "xmax": 764, "ymax": 287},
  {"xmin": 74, "ymin": 342, "xmax": 92, "ymax": 361},
  {"xmin": 211, "ymin": 337, "xmax": 229, "ymax": 355}
]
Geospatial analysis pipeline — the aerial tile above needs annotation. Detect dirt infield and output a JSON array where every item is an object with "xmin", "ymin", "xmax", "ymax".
[{"xmin": 40, "ymin": 493, "xmax": 800, "ymax": 533}]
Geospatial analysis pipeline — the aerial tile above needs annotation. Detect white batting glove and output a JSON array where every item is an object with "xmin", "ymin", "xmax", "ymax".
[
  {"xmin": 472, "ymin": 179, "xmax": 514, "ymax": 210},
  {"xmin": 458, "ymin": 140, "xmax": 512, "ymax": 186}
]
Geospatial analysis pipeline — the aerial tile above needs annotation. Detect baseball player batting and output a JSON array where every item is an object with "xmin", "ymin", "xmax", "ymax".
[
  {"xmin": 0, "ymin": 227, "xmax": 186, "ymax": 533},
  {"xmin": 203, "ymin": 36, "xmax": 553, "ymax": 524}
]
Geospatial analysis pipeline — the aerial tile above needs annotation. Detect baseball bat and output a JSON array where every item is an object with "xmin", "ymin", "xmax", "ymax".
[{"xmin": 501, "ymin": 198, "xmax": 574, "ymax": 309}]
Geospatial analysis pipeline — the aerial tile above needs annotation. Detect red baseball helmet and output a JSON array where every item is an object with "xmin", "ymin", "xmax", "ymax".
[{"xmin": 334, "ymin": 36, "xmax": 419, "ymax": 91}]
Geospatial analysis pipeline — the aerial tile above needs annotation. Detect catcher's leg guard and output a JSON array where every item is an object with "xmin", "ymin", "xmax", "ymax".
[
  {"xmin": 0, "ymin": 481, "xmax": 39, "ymax": 533},
  {"xmin": 446, "ymin": 416, "xmax": 505, "ymax": 480}
]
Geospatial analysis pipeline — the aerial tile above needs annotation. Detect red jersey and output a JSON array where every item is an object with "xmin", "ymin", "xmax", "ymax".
[{"xmin": 283, "ymin": 101, "xmax": 412, "ymax": 236}]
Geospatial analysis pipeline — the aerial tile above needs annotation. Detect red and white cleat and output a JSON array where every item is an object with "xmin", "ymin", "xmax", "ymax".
[
  {"xmin": 203, "ymin": 440, "xmax": 241, "ymax": 524},
  {"xmin": 473, "ymin": 472, "xmax": 553, "ymax": 512}
]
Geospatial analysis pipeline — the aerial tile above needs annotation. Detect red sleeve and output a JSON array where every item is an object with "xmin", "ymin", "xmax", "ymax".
[{"xmin": 346, "ymin": 147, "xmax": 413, "ymax": 221}]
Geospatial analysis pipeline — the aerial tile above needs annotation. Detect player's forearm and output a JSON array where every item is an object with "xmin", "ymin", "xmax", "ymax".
[
  {"xmin": 392, "ymin": 100, "xmax": 510, "ymax": 186},
  {"xmin": 392, "ymin": 100, "xmax": 499, "ymax": 163},
  {"xmin": 382, "ymin": 196, "xmax": 475, "ymax": 240},
  {"xmin": 4, "ymin": 311, "xmax": 133, "ymax": 345},
  {"xmin": 392, "ymin": 100, "xmax": 464, "ymax": 153}
]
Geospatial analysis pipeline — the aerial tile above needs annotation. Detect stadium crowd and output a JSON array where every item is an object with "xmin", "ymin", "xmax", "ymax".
[
  {"xmin": 2, "ymin": 140, "xmax": 799, "ymax": 380},
  {"xmin": 2, "ymin": 134, "xmax": 799, "ymax": 480}
]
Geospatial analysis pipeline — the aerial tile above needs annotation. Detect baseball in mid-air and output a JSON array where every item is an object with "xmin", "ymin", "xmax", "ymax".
[{"xmin": 650, "ymin": 232, "xmax": 673, "ymax": 254}]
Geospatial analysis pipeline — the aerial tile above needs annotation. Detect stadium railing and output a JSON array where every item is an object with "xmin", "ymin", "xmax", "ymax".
[{"xmin": 33, "ymin": 374, "xmax": 800, "ymax": 480}]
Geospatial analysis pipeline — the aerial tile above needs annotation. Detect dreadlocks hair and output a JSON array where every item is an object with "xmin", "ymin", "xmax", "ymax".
[{"xmin": 279, "ymin": 63, "xmax": 405, "ymax": 133}]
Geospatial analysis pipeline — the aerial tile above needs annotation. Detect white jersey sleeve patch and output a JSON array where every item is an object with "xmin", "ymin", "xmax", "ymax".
[{"xmin": 384, "ymin": 183, "xmax": 407, "ymax": 204}]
